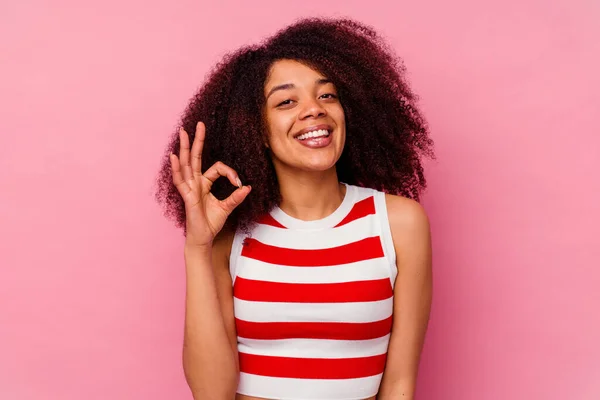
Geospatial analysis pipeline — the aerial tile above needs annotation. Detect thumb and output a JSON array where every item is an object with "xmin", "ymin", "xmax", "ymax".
[{"xmin": 220, "ymin": 186, "xmax": 251, "ymax": 215}]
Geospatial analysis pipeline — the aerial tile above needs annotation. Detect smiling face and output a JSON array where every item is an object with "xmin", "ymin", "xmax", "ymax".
[{"xmin": 263, "ymin": 59, "xmax": 346, "ymax": 174}]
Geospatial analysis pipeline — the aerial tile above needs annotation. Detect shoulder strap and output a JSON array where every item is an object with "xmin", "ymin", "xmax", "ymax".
[
  {"xmin": 229, "ymin": 228, "xmax": 246, "ymax": 285},
  {"xmin": 373, "ymin": 190, "xmax": 398, "ymax": 287}
]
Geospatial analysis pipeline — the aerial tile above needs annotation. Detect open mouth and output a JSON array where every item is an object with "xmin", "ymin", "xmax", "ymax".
[
  {"xmin": 295, "ymin": 128, "xmax": 331, "ymax": 141},
  {"xmin": 293, "ymin": 126, "xmax": 334, "ymax": 149}
]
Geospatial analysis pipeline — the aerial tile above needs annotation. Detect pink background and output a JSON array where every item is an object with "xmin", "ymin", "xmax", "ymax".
[{"xmin": 1, "ymin": 0, "xmax": 599, "ymax": 399}]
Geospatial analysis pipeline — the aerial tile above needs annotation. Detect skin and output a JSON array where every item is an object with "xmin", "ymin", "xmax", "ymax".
[
  {"xmin": 264, "ymin": 59, "xmax": 348, "ymax": 221},
  {"xmin": 172, "ymin": 59, "xmax": 432, "ymax": 400}
]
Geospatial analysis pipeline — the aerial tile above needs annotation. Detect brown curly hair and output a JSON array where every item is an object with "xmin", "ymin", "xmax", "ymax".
[{"xmin": 156, "ymin": 17, "xmax": 434, "ymax": 233}]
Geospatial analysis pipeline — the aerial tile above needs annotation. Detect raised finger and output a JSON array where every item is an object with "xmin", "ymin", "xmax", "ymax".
[
  {"xmin": 178, "ymin": 128, "xmax": 194, "ymax": 184},
  {"xmin": 170, "ymin": 153, "xmax": 192, "ymax": 198},
  {"xmin": 202, "ymin": 161, "xmax": 242, "ymax": 190},
  {"xmin": 191, "ymin": 121, "xmax": 205, "ymax": 179}
]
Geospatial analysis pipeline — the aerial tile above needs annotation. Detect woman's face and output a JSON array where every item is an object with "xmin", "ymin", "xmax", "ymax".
[{"xmin": 263, "ymin": 59, "xmax": 346, "ymax": 174}]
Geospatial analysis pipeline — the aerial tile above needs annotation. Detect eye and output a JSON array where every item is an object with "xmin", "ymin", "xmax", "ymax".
[
  {"xmin": 320, "ymin": 93, "xmax": 338, "ymax": 100},
  {"xmin": 276, "ymin": 99, "xmax": 294, "ymax": 107}
]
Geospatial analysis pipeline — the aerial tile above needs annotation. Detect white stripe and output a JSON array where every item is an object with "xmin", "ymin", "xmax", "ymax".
[
  {"xmin": 236, "ymin": 257, "xmax": 391, "ymax": 284},
  {"xmin": 373, "ymin": 190, "xmax": 398, "ymax": 288},
  {"xmin": 229, "ymin": 229, "xmax": 246, "ymax": 284},
  {"xmin": 238, "ymin": 334, "xmax": 390, "ymax": 359},
  {"xmin": 233, "ymin": 298, "xmax": 393, "ymax": 323},
  {"xmin": 354, "ymin": 186, "xmax": 376, "ymax": 202},
  {"xmin": 251, "ymin": 212, "xmax": 378, "ymax": 250},
  {"xmin": 237, "ymin": 372, "xmax": 382, "ymax": 400}
]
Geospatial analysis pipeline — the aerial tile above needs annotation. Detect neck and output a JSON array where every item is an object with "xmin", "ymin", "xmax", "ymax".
[{"xmin": 274, "ymin": 165, "xmax": 346, "ymax": 221}]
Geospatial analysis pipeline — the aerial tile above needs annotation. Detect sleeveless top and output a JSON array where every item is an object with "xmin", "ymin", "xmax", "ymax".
[{"xmin": 229, "ymin": 183, "xmax": 398, "ymax": 400}]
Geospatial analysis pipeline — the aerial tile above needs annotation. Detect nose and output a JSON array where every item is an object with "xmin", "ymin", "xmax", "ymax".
[{"xmin": 299, "ymin": 98, "xmax": 327, "ymax": 120}]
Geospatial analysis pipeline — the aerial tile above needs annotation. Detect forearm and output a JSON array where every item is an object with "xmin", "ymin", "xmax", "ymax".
[
  {"xmin": 182, "ymin": 245, "xmax": 238, "ymax": 400},
  {"xmin": 377, "ymin": 379, "xmax": 416, "ymax": 400}
]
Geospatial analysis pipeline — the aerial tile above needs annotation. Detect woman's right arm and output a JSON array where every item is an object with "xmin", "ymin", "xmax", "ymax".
[
  {"xmin": 169, "ymin": 121, "xmax": 250, "ymax": 399},
  {"xmin": 183, "ymin": 232, "xmax": 239, "ymax": 400}
]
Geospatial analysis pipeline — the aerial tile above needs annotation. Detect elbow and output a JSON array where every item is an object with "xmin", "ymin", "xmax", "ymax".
[
  {"xmin": 182, "ymin": 351, "xmax": 239, "ymax": 400},
  {"xmin": 185, "ymin": 375, "xmax": 238, "ymax": 400}
]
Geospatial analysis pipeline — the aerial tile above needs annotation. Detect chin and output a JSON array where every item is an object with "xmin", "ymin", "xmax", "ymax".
[
  {"xmin": 271, "ymin": 145, "xmax": 343, "ymax": 173},
  {"xmin": 300, "ymin": 156, "xmax": 340, "ymax": 172}
]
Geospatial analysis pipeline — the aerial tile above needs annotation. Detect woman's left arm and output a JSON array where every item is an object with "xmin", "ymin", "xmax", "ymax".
[{"xmin": 377, "ymin": 195, "xmax": 433, "ymax": 400}]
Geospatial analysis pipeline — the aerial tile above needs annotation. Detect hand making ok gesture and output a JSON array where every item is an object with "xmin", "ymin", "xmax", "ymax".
[{"xmin": 170, "ymin": 122, "xmax": 251, "ymax": 247}]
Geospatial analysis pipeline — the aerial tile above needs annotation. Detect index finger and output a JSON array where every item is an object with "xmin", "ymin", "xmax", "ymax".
[{"xmin": 191, "ymin": 121, "xmax": 205, "ymax": 178}]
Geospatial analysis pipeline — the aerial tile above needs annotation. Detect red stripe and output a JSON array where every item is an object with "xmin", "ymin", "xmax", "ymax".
[
  {"xmin": 257, "ymin": 214, "xmax": 287, "ymax": 228},
  {"xmin": 241, "ymin": 236, "xmax": 384, "ymax": 266},
  {"xmin": 335, "ymin": 196, "xmax": 376, "ymax": 227},
  {"xmin": 234, "ymin": 277, "xmax": 392, "ymax": 303},
  {"xmin": 235, "ymin": 316, "xmax": 393, "ymax": 340},
  {"xmin": 239, "ymin": 352, "xmax": 387, "ymax": 379}
]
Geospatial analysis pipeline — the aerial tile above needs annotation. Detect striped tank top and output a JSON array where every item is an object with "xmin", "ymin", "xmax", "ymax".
[{"xmin": 229, "ymin": 183, "xmax": 397, "ymax": 399}]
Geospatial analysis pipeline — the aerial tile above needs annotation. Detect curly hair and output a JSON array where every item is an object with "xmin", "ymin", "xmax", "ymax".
[{"xmin": 156, "ymin": 17, "xmax": 434, "ymax": 233}]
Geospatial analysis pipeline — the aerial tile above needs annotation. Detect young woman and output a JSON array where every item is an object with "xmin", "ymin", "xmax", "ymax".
[{"xmin": 157, "ymin": 18, "xmax": 434, "ymax": 400}]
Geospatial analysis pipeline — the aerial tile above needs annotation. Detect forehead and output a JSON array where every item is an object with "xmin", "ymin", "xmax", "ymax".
[{"xmin": 265, "ymin": 59, "xmax": 327, "ymax": 88}]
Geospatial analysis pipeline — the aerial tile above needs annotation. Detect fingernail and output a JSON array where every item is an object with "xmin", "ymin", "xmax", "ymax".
[{"xmin": 236, "ymin": 178, "xmax": 242, "ymax": 188}]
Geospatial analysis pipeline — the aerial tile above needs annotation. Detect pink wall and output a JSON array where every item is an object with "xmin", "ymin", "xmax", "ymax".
[{"xmin": 1, "ymin": 0, "xmax": 598, "ymax": 399}]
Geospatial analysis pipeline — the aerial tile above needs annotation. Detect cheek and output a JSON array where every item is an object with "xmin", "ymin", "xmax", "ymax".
[
  {"xmin": 334, "ymin": 105, "xmax": 346, "ymax": 125},
  {"xmin": 325, "ymin": 102, "xmax": 345, "ymax": 128},
  {"xmin": 332, "ymin": 107, "xmax": 346, "ymax": 136},
  {"xmin": 264, "ymin": 124, "xmax": 285, "ymax": 150},
  {"xmin": 267, "ymin": 114, "xmax": 295, "ymax": 141}
]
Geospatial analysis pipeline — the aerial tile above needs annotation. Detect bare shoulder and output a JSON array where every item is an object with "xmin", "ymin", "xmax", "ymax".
[
  {"xmin": 384, "ymin": 193, "xmax": 430, "ymax": 235},
  {"xmin": 384, "ymin": 193, "xmax": 431, "ymax": 271}
]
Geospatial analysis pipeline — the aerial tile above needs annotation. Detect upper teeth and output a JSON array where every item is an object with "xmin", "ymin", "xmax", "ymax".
[{"xmin": 297, "ymin": 129, "xmax": 329, "ymax": 140}]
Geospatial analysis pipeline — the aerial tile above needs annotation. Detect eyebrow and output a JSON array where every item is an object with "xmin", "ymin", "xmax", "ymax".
[{"xmin": 266, "ymin": 78, "xmax": 332, "ymax": 99}]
